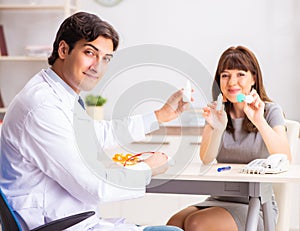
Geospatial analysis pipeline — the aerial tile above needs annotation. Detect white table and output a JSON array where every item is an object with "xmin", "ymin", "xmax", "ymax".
[{"xmin": 146, "ymin": 163, "xmax": 300, "ymax": 231}]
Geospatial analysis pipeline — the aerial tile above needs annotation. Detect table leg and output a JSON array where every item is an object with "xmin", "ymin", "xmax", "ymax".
[
  {"xmin": 262, "ymin": 201, "xmax": 275, "ymax": 231},
  {"xmin": 245, "ymin": 197, "xmax": 260, "ymax": 231}
]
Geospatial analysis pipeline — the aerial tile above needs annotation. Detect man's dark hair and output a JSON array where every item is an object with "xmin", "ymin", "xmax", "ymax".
[{"xmin": 48, "ymin": 12, "xmax": 119, "ymax": 65}]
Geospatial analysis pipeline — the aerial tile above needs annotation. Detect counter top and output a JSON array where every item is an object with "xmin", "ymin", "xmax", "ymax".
[{"xmin": 149, "ymin": 126, "xmax": 204, "ymax": 136}]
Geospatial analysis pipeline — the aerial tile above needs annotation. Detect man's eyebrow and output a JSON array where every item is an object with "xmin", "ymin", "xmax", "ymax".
[
  {"xmin": 83, "ymin": 43, "xmax": 113, "ymax": 57},
  {"xmin": 84, "ymin": 43, "xmax": 99, "ymax": 51}
]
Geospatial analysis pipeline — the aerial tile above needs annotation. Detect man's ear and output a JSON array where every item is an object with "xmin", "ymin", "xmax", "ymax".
[{"xmin": 57, "ymin": 40, "xmax": 69, "ymax": 59}]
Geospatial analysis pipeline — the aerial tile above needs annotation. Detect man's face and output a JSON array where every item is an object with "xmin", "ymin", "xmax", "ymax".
[{"xmin": 59, "ymin": 36, "xmax": 114, "ymax": 93}]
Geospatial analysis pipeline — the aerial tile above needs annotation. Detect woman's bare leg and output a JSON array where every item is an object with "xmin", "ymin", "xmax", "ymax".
[
  {"xmin": 166, "ymin": 206, "xmax": 199, "ymax": 228},
  {"xmin": 184, "ymin": 207, "xmax": 238, "ymax": 231}
]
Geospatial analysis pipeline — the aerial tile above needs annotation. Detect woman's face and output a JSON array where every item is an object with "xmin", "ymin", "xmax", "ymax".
[{"xmin": 220, "ymin": 69, "xmax": 255, "ymax": 103}]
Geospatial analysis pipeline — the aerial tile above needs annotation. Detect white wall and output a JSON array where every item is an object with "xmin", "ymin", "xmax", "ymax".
[
  {"xmin": 1, "ymin": 0, "xmax": 299, "ymax": 122},
  {"xmin": 78, "ymin": 0, "xmax": 300, "ymax": 122}
]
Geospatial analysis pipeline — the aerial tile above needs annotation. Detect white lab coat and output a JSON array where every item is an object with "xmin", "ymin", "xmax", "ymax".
[{"xmin": 0, "ymin": 68, "xmax": 159, "ymax": 230}]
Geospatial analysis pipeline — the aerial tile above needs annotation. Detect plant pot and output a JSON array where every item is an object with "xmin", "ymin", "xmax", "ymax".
[{"xmin": 86, "ymin": 106, "xmax": 104, "ymax": 121}]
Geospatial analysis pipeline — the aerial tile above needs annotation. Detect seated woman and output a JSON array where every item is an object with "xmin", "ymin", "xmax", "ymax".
[{"xmin": 166, "ymin": 45, "xmax": 291, "ymax": 231}]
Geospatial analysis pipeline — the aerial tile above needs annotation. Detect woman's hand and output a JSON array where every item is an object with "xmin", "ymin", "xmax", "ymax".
[
  {"xmin": 202, "ymin": 101, "xmax": 228, "ymax": 132},
  {"xmin": 243, "ymin": 89, "xmax": 265, "ymax": 127}
]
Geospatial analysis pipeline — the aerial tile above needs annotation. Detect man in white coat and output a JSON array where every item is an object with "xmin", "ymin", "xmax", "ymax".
[{"xmin": 0, "ymin": 12, "xmax": 188, "ymax": 230}]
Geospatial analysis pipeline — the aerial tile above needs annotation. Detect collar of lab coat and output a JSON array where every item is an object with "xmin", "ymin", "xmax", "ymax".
[{"xmin": 42, "ymin": 68, "xmax": 80, "ymax": 112}]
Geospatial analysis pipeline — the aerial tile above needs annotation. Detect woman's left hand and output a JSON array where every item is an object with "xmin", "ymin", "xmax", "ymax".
[{"xmin": 243, "ymin": 89, "xmax": 265, "ymax": 126}]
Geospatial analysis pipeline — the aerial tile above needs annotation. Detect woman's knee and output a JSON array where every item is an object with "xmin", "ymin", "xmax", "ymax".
[
  {"xmin": 166, "ymin": 213, "xmax": 184, "ymax": 228},
  {"xmin": 167, "ymin": 206, "xmax": 198, "ymax": 228},
  {"xmin": 184, "ymin": 213, "xmax": 204, "ymax": 231},
  {"xmin": 184, "ymin": 207, "xmax": 239, "ymax": 231}
]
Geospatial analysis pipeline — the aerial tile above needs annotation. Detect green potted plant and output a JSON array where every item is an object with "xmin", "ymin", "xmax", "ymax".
[{"xmin": 85, "ymin": 94, "xmax": 107, "ymax": 121}]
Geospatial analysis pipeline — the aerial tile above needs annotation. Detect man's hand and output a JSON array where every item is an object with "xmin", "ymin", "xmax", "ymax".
[
  {"xmin": 143, "ymin": 152, "xmax": 169, "ymax": 176},
  {"xmin": 154, "ymin": 90, "xmax": 191, "ymax": 123}
]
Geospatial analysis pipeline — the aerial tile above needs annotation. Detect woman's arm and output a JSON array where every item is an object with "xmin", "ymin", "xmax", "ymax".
[
  {"xmin": 255, "ymin": 120, "xmax": 291, "ymax": 160},
  {"xmin": 200, "ymin": 124, "xmax": 225, "ymax": 164},
  {"xmin": 244, "ymin": 90, "xmax": 291, "ymax": 160},
  {"xmin": 200, "ymin": 103, "xmax": 228, "ymax": 164}
]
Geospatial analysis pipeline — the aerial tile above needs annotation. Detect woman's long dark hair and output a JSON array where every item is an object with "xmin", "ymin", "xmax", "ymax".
[{"xmin": 212, "ymin": 46, "xmax": 272, "ymax": 133}]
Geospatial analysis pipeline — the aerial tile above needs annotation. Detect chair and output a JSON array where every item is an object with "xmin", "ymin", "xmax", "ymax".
[
  {"xmin": 0, "ymin": 188, "xmax": 95, "ymax": 231},
  {"xmin": 273, "ymin": 119, "xmax": 300, "ymax": 231}
]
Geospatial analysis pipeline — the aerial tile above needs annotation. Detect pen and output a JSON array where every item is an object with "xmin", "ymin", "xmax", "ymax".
[{"xmin": 217, "ymin": 166, "xmax": 231, "ymax": 172}]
